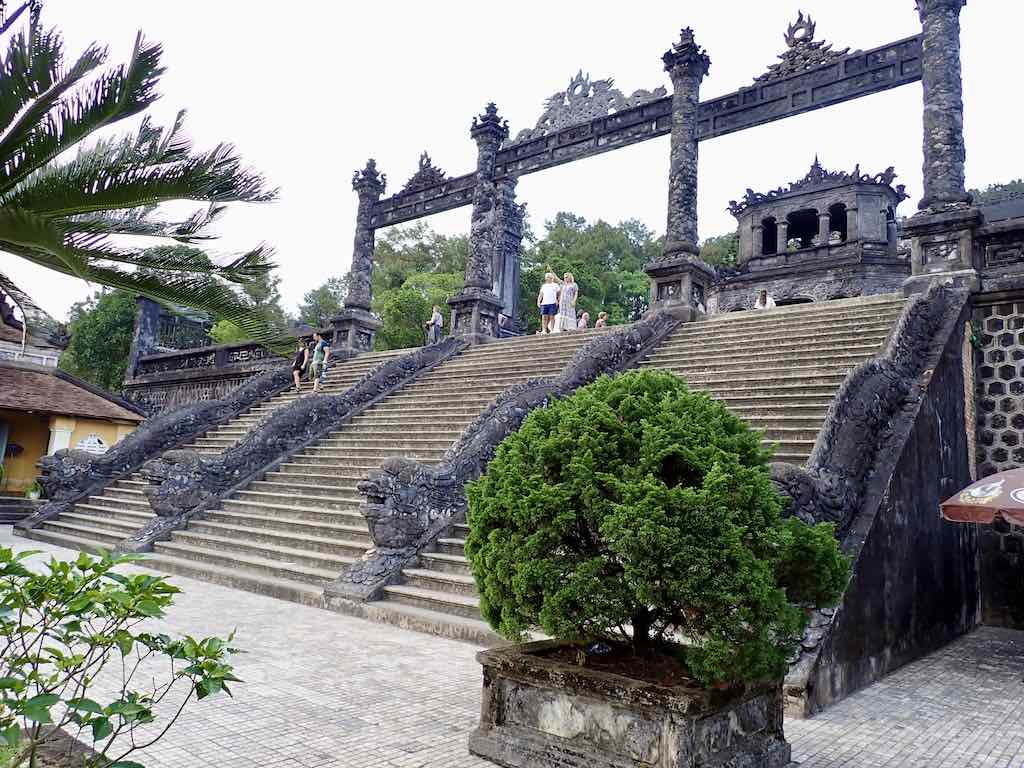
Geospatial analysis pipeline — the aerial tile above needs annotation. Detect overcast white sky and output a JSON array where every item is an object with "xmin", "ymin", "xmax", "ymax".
[{"xmin": 1, "ymin": 1, "xmax": 1019, "ymax": 320}]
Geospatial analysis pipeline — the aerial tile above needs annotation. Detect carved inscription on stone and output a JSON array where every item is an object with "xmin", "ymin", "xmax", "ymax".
[
  {"xmin": 922, "ymin": 240, "xmax": 960, "ymax": 266},
  {"xmin": 985, "ymin": 243, "xmax": 1024, "ymax": 268}
]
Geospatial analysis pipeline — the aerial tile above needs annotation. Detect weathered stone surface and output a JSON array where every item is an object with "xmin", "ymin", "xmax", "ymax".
[
  {"xmin": 469, "ymin": 640, "xmax": 790, "ymax": 768},
  {"xmin": 330, "ymin": 312, "xmax": 678, "ymax": 601},
  {"xmin": 121, "ymin": 338, "xmax": 465, "ymax": 552},
  {"xmin": 19, "ymin": 365, "xmax": 293, "ymax": 532},
  {"xmin": 347, "ymin": 159, "xmax": 387, "ymax": 311}
]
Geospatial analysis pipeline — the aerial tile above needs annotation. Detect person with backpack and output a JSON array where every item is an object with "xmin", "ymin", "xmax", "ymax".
[
  {"xmin": 310, "ymin": 331, "xmax": 331, "ymax": 393},
  {"xmin": 424, "ymin": 305, "xmax": 444, "ymax": 345}
]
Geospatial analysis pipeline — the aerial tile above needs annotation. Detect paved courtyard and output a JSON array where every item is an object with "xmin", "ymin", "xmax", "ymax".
[{"xmin": 5, "ymin": 527, "xmax": 1024, "ymax": 768}]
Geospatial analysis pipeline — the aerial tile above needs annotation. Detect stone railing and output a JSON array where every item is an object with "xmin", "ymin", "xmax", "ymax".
[
  {"xmin": 326, "ymin": 311, "xmax": 680, "ymax": 603},
  {"xmin": 17, "ymin": 365, "xmax": 295, "ymax": 533},
  {"xmin": 124, "ymin": 341, "xmax": 284, "ymax": 414},
  {"xmin": 770, "ymin": 284, "xmax": 974, "ymax": 715},
  {"xmin": 119, "ymin": 337, "xmax": 467, "ymax": 553}
]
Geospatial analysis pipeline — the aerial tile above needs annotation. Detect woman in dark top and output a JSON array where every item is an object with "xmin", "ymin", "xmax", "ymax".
[{"xmin": 292, "ymin": 341, "xmax": 309, "ymax": 393}]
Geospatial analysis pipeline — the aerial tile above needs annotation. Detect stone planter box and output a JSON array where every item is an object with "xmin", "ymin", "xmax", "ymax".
[{"xmin": 469, "ymin": 640, "xmax": 791, "ymax": 768}]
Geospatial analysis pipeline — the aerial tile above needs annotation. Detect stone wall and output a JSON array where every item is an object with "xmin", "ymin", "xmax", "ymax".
[{"xmin": 974, "ymin": 296, "xmax": 1024, "ymax": 629}]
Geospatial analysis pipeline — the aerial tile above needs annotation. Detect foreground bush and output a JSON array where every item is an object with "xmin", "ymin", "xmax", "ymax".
[
  {"xmin": 465, "ymin": 370, "xmax": 848, "ymax": 687},
  {"xmin": 0, "ymin": 547, "xmax": 241, "ymax": 768}
]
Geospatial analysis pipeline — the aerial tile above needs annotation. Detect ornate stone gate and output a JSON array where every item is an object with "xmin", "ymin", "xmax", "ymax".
[{"xmin": 341, "ymin": 2, "xmax": 972, "ymax": 349}]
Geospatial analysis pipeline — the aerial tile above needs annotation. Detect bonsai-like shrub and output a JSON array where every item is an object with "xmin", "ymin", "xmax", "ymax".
[{"xmin": 465, "ymin": 370, "xmax": 848, "ymax": 687}]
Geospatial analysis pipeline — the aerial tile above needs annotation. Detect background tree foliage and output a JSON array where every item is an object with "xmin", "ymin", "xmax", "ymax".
[
  {"xmin": 297, "ymin": 276, "xmax": 348, "ymax": 327},
  {"xmin": 465, "ymin": 370, "xmax": 848, "ymax": 687},
  {"xmin": 699, "ymin": 231, "xmax": 739, "ymax": 267},
  {"xmin": 58, "ymin": 289, "xmax": 136, "ymax": 392},
  {"xmin": 968, "ymin": 179, "xmax": 1024, "ymax": 205}
]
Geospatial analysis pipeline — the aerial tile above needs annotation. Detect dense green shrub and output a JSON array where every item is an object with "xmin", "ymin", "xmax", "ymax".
[{"xmin": 465, "ymin": 370, "xmax": 848, "ymax": 686}]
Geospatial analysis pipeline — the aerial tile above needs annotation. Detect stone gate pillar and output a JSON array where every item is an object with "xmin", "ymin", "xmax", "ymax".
[
  {"xmin": 903, "ymin": 0, "xmax": 979, "ymax": 295},
  {"xmin": 333, "ymin": 159, "xmax": 385, "ymax": 354},
  {"xmin": 449, "ymin": 103, "xmax": 508, "ymax": 343},
  {"xmin": 124, "ymin": 296, "xmax": 160, "ymax": 383},
  {"xmin": 644, "ymin": 28, "xmax": 713, "ymax": 320},
  {"xmin": 492, "ymin": 178, "xmax": 524, "ymax": 329}
]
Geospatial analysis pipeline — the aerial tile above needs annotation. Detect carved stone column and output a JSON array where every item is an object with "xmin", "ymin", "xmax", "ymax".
[
  {"xmin": 491, "ymin": 177, "xmax": 524, "ymax": 326},
  {"xmin": 904, "ymin": 0, "xmax": 979, "ymax": 295},
  {"xmin": 334, "ymin": 159, "xmax": 385, "ymax": 354},
  {"xmin": 644, "ymin": 28, "xmax": 711, "ymax": 320},
  {"xmin": 777, "ymin": 220, "xmax": 790, "ymax": 254},
  {"xmin": 845, "ymin": 206, "xmax": 859, "ymax": 242},
  {"xmin": 662, "ymin": 28, "xmax": 710, "ymax": 259},
  {"xmin": 449, "ymin": 103, "xmax": 508, "ymax": 343},
  {"xmin": 124, "ymin": 296, "xmax": 160, "ymax": 384},
  {"xmin": 916, "ymin": 0, "xmax": 971, "ymax": 211},
  {"xmin": 817, "ymin": 212, "xmax": 832, "ymax": 244}
]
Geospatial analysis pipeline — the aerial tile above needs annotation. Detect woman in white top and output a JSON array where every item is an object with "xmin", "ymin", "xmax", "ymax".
[
  {"xmin": 536, "ymin": 272, "xmax": 561, "ymax": 334},
  {"xmin": 754, "ymin": 289, "xmax": 777, "ymax": 310}
]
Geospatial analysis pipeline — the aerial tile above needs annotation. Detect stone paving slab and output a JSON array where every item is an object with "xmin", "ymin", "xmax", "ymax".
[{"xmin": 5, "ymin": 527, "xmax": 1024, "ymax": 767}]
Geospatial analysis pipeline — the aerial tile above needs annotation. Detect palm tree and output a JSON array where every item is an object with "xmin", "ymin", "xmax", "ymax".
[{"xmin": 0, "ymin": 1, "xmax": 291, "ymax": 351}]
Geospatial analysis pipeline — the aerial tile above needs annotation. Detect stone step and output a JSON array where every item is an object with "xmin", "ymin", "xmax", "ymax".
[
  {"xmin": 233, "ymin": 489, "xmax": 361, "ymax": 511},
  {"xmin": 219, "ymin": 498, "xmax": 365, "ymax": 522},
  {"xmin": 404, "ymin": 368, "xmax": 567, "ymax": 388},
  {"xmin": 39, "ymin": 520, "xmax": 125, "ymax": 548},
  {"xmin": 310, "ymin": 435, "xmax": 461, "ymax": 449},
  {"xmin": 401, "ymin": 568, "xmax": 478, "ymax": 596},
  {"xmin": 325, "ymin": 425, "xmax": 465, "ymax": 439},
  {"xmin": 68, "ymin": 506, "xmax": 153, "ymax": 527},
  {"xmin": 201, "ymin": 509, "xmax": 369, "ymax": 541},
  {"xmin": 86, "ymin": 494, "xmax": 150, "ymax": 512},
  {"xmin": 435, "ymin": 537, "xmax": 467, "ymax": 557},
  {"xmin": 713, "ymin": 392, "xmax": 837, "ymax": 408},
  {"xmin": 361, "ymin": 405, "xmax": 490, "ymax": 419},
  {"xmin": 381, "ymin": 583, "xmax": 482, "ymax": 620},
  {"xmin": 98, "ymin": 486, "xmax": 145, "ymax": 501},
  {"xmin": 265, "ymin": 468, "xmax": 363, "ymax": 485},
  {"xmin": 177, "ymin": 521, "xmax": 369, "ymax": 559},
  {"xmin": 758, "ymin": 426, "xmax": 821, "ymax": 441},
  {"xmin": 287, "ymin": 455, "xmax": 429, "ymax": 470},
  {"xmin": 738, "ymin": 416, "xmax": 826, "ymax": 430},
  {"xmin": 299, "ymin": 446, "xmax": 447, "ymax": 460},
  {"xmin": 726, "ymin": 403, "xmax": 832, "ymax": 418},
  {"xmin": 692, "ymin": 307, "xmax": 903, "ymax": 334},
  {"xmin": 138, "ymin": 553, "xmax": 325, "ymax": 607},
  {"xmin": 247, "ymin": 480, "xmax": 364, "ymax": 498},
  {"xmin": 152, "ymin": 540, "xmax": 339, "ymax": 587},
  {"xmin": 325, "ymin": 594, "xmax": 504, "ymax": 646},
  {"xmin": 166, "ymin": 530, "xmax": 357, "ymax": 573},
  {"xmin": 418, "ymin": 551, "xmax": 472, "ymax": 576},
  {"xmin": 113, "ymin": 477, "xmax": 147, "ymax": 490},
  {"xmin": 16, "ymin": 527, "xmax": 111, "ymax": 555},
  {"xmin": 432, "ymin": 359, "xmax": 582, "ymax": 377},
  {"xmin": 644, "ymin": 348, "xmax": 883, "ymax": 371},
  {"xmin": 696, "ymin": 382, "xmax": 847, "ymax": 397},
  {"xmin": 667, "ymin": 362, "xmax": 856, "ymax": 380},
  {"xmin": 651, "ymin": 324, "xmax": 895, "ymax": 355},
  {"xmin": 697, "ymin": 297, "xmax": 902, "ymax": 322}
]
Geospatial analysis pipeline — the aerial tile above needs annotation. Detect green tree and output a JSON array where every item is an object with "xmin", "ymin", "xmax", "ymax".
[
  {"xmin": 0, "ymin": 5, "xmax": 290, "ymax": 352},
  {"xmin": 241, "ymin": 269, "xmax": 288, "ymax": 328},
  {"xmin": 0, "ymin": 546, "xmax": 241, "ymax": 768},
  {"xmin": 699, "ymin": 231, "xmax": 739, "ymax": 267},
  {"xmin": 968, "ymin": 179, "xmax": 1024, "ymax": 205},
  {"xmin": 208, "ymin": 319, "xmax": 248, "ymax": 345},
  {"xmin": 59, "ymin": 289, "xmax": 136, "ymax": 392},
  {"xmin": 465, "ymin": 370, "xmax": 848, "ymax": 687},
  {"xmin": 376, "ymin": 286, "xmax": 430, "ymax": 350},
  {"xmin": 297, "ymin": 276, "xmax": 348, "ymax": 327}
]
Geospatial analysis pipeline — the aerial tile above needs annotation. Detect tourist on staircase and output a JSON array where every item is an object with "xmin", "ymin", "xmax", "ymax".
[
  {"xmin": 754, "ymin": 288, "xmax": 777, "ymax": 311},
  {"xmin": 553, "ymin": 272, "xmax": 578, "ymax": 333},
  {"xmin": 291, "ymin": 340, "xmax": 310, "ymax": 393},
  {"xmin": 424, "ymin": 305, "xmax": 443, "ymax": 345},
  {"xmin": 536, "ymin": 272, "xmax": 561, "ymax": 334},
  {"xmin": 577, "ymin": 312, "xmax": 590, "ymax": 330},
  {"xmin": 310, "ymin": 331, "xmax": 331, "ymax": 393},
  {"xmin": 595, "ymin": 311, "xmax": 608, "ymax": 328}
]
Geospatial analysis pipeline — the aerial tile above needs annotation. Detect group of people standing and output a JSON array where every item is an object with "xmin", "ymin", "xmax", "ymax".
[
  {"xmin": 291, "ymin": 331, "xmax": 332, "ymax": 394},
  {"xmin": 536, "ymin": 272, "xmax": 607, "ymax": 335}
]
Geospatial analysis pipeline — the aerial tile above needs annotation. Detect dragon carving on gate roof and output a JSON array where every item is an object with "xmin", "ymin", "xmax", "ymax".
[
  {"xmin": 506, "ymin": 70, "xmax": 667, "ymax": 146},
  {"xmin": 753, "ymin": 11, "xmax": 852, "ymax": 84},
  {"xmin": 400, "ymin": 151, "xmax": 447, "ymax": 195}
]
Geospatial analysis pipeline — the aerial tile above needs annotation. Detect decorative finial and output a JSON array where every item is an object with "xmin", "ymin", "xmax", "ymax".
[
  {"xmin": 785, "ymin": 11, "xmax": 817, "ymax": 48},
  {"xmin": 470, "ymin": 102, "xmax": 509, "ymax": 141},
  {"xmin": 352, "ymin": 158, "xmax": 386, "ymax": 195},
  {"xmin": 663, "ymin": 27, "xmax": 711, "ymax": 78}
]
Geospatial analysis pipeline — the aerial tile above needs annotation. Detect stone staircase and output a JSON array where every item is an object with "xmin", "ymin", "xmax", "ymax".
[
  {"xmin": 373, "ymin": 294, "xmax": 906, "ymax": 643},
  {"xmin": 134, "ymin": 331, "xmax": 608, "ymax": 618},
  {"xmin": 19, "ymin": 350, "xmax": 405, "ymax": 553}
]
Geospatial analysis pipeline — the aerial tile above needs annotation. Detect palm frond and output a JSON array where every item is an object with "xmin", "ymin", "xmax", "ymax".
[
  {"xmin": 0, "ymin": 30, "xmax": 163, "ymax": 194},
  {"xmin": 2, "ymin": 112, "xmax": 276, "ymax": 214},
  {"xmin": 6, "ymin": 241, "xmax": 294, "ymax": 354},
  {"xmin": 59, "ymin": 202, "xmax": 226, "ymax": 242},
  {"xmin": 0, "ymin": 2, "xmax": 33, "ymax": 38},
  {"xmin": 0, "ymin": 21, "xmax": 67, "ymax": 135},
  {"xmin": 0, "ymin": 206, "xmax": 87, "ymax": 278}
]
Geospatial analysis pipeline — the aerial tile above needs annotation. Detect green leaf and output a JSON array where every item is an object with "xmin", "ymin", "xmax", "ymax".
[
  {"xmin": 2, "ymin": 724, "xmax": 19, "ymax": 749},
  {"xmin": 25, "ymin": 694, "xmax": 60, "ymax": 708},
  {"xmin": 108, "ymin": 762, "xmax": 146, "ymax": 768},
  {"xmin": 67, "ymin": 697, "xmax": 103, "ymax": 715},
  {"xmin": 23, "ymin": 705, "xmax": 53, "ymax": 724},
  {"xmin": 90, "ymin": 717, "xmax": 112, "ymax": 741},
  {"xmin": 0, "ymin": 678, "xmax": 21, "ymax": 690},
  {"xmin": 115, "ymin": 630, "xmax": 133, "ymax": 656},
  {"xmin": 135, "ymin": 600, "xmax": 163, "ymax": 617}
]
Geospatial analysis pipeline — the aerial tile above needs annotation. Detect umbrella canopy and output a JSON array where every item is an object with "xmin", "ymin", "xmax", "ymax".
[{"xmin": 941, "ymin": 468, "xmax": 1024, "ymax": 525}]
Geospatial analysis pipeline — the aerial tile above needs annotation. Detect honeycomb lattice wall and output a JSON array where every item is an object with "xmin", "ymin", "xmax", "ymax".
[{"xmin": 975, "ymin": 301, "xmax": 1024, "ymax": 477}]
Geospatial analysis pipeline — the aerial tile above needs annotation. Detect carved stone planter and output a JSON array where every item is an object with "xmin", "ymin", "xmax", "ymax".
[{"xmin": 469, "ymin": 640, "xmax": 791, "ymax": 768}]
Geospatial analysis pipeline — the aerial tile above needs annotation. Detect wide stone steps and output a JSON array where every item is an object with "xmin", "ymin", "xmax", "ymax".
[
  {"xmin": 137, "ymin": 330, "xmax": 603, "ymax": 612},
  {"xmin": 376, "ymin": 294, "xmax": 906, "ymax": 646},
  {"xmin": 20, "ymin": 350, "xmax": 407, "ymax": 554}
]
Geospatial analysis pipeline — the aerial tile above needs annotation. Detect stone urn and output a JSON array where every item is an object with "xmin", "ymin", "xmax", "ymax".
[{"xmin": 468, "ymin": 640, "xmax": 791, "ymax": 768}]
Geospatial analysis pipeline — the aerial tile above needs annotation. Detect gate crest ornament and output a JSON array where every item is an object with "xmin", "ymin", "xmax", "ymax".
[
  {"xmin": 508, "ymin": 70, "xmax": 667, "ymax": 145},
  {"xmin": 754, "ymin": 11, "xmax": 851, "ymax": 84},
  {"xmin": 401, "ymin": 151, "xmax": 447, "ymax": 194}
]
